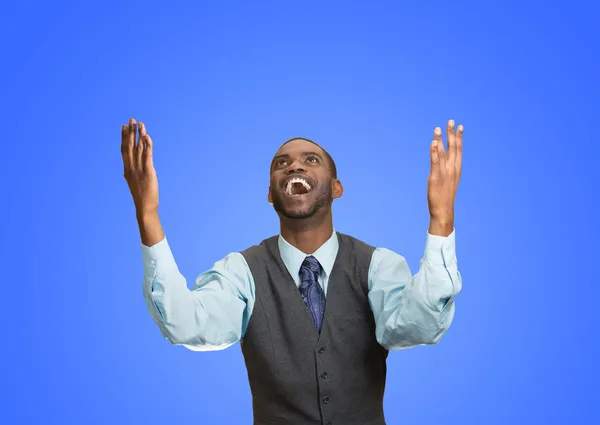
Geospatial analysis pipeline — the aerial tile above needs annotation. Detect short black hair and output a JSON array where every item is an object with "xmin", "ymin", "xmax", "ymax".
[{"xmin": 279, "ymin": 137, "xmax": 338, "ymax": 179}]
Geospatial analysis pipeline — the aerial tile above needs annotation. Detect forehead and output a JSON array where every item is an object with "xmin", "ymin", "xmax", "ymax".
[{"xmin": 274, "ymin": 138, "xmax": 324, "ymax": 157}]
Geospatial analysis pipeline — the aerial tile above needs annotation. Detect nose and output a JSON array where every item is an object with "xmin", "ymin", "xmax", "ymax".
[
  {"xmin": 287, "ymin": 166, "xmax": 306, "ymax": 174},
  {"xmin": 285, "ymin": 159, "xmax": 306, "ymax": 174}
]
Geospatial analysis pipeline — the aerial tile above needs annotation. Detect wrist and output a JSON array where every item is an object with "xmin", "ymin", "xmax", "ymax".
[
  {"xmin": 428, "ymin": 216, "xmax": 454, "ymax": 237},
  {"xmin": 136, "ymin": 210, "xmax": 164, "ymax": 247}
]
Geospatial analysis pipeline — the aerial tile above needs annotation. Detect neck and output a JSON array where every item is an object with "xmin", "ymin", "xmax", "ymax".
[{"xmin": 279, "ymin": 213, "xmax": 334, "ymax": 254}]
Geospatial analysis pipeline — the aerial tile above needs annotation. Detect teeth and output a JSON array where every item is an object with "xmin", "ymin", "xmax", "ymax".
[{"xmin": 285, "ymin": 177, "xmax": 311, "ymax": 195}]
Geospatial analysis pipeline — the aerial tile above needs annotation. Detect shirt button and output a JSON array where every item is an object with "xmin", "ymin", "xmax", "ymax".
[
  {"xmin": 318, "ymin": 347, "xmax": 325, "ymax": 353},
  {"xmin": 323, "ymin": 396, "xmax": 330, "ymax": 404},
  {"xmin": 320, "ymin": 372, "xmax": 328, "ymax": 379}
]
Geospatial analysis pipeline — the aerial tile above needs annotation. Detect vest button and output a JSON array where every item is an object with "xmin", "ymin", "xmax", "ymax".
[
  {"xmin": 320, "ymin": 372, "xmax": 328, "ymax": 379},
  {"xmin": 318, "ymin": 347, "xmax": 325, "ymax": 353},
  {"xmin": 323, "ymin": 396, "xmax": 330, "ymax": 404}
]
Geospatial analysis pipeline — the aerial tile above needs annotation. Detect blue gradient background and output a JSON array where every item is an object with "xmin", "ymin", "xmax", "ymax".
[{"xmin": 1, "ymin": 1, "xmax": 598, "ymax": 424}]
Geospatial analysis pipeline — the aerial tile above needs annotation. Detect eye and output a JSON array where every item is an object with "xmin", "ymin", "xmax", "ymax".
[
  {"xmin": 306, "ymin": 156, "xmax": 319, "ymax": 163},
  {"xmin": 276, "ymin": 159, "xmax": 289, "ymax": 166}
]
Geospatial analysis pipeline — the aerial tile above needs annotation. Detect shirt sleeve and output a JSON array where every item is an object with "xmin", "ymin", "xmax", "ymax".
[
  {"xmin": 141, "ymin": 237, "xmax": 256, "ymax": 351},
  {"xmin": 368, "ymin": 229, "xmax": 461, "ymax": 350}
]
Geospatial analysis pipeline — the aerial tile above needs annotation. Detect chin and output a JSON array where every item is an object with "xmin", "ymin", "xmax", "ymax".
[
  {"xmin": 281, "ymin": 208, "xmax": 317, "ymax": 219},
  {"xmin": 271, "ymin": 188, "xmax": 331, "ymax": 220},
  {"xmin": 274, "ymin": 202, "xmax": 317, "ymax": 219}
]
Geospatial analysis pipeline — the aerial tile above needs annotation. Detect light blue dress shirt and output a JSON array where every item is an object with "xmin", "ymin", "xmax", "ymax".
[{"xmin": 142, "ymin": 229, "xmax": 461, "ymax": 352}]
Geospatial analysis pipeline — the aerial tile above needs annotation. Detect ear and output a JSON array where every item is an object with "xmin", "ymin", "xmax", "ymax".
[
  {"xmin": 267, "ymin": 186, "xmax": 273, "ymax": 204},
  {"xmin": 332, "ymin": 179, "xmax": 343, "ymax": 199}
]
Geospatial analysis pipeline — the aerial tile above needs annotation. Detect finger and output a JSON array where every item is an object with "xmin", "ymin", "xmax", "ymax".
[
  {"xmin": 137, "ymin": 122, "xmax": 145, "ymax": 168},
  {"xmin": 138, "ymin": 122, "xmax": 147, "ymax": 145},
  {"xmin": 434, "ymin": 126, "xmax": 443, "ymax": 145},
  {"xmin": 434, "ymin": 126, "xmax": 446, "ymax": 159},
  {"xmin": 446, "ymin": 119, "xmax": 456, "ymax": 165},
  {"xmin": 128, "ymin": 118, "xmax": 137, "ymax": 168},
  {"xmin": 430, "ymin": 139, "xmax": 440, "ymax": 171},
  {"xmin": 455, "ymin": 124, "xmax": 464, "ymax": 175},
  {"xmin": 143, "ymin": 134, "xmax": 154, "ymax": 172},
  {"xmin": 121, "ymin": 124, "xmax": 134, "ymax": 172}
]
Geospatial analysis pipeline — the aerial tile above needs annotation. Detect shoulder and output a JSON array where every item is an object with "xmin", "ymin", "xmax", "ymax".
[
  {"xmin": 368, "ymin": 247, "xmax": 410, "ymax": 279},
  {"xmin": 204, "ymin": 236, "xmax": 277, "ymax": 275},
  {"xmin": 336, "ymin": 233, "xmax": 408, "ymax": 272},
  {"xmin": 238, "ymin": 236, "xmax": 281, "ymax": 273},
  {"xmin": 239, "ymin": 235, "xmax": 279, "ymax": 260},
  {"xmin": 336, "ymin": 232, "xmax": 376, "ymax": 254}
]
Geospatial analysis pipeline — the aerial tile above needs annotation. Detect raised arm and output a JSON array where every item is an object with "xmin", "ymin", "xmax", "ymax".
[
  {"xmin": 369, "ymin": 120, "xmax": 464, "ymax": 349},
  {"xmin": 121, "ymin": 118, "xmax": 254, "ymax": 350}
]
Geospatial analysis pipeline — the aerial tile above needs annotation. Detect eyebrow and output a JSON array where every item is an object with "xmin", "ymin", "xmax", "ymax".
[{"xmin": 272, "ymin": 151, "xmax": 324, "ymax": 164}]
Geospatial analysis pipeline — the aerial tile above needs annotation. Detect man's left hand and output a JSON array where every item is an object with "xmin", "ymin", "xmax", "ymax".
[{"xmin": 427, "ymin": 119, "xmax": 463, "ymax": 237}]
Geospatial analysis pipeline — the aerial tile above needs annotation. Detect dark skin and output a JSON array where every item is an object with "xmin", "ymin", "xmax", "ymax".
[
  {"xmin": 267, "ymin": 139, "xmax": 343, "ymax": 254},
  {"xmin": 121, "ymin": 118, "xmax": 462, "ymax": 249}
]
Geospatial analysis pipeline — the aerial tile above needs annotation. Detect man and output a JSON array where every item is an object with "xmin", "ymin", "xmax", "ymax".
[{"xmin": 121, "ymin": 118, "xmax": 463, "ymax": 425}]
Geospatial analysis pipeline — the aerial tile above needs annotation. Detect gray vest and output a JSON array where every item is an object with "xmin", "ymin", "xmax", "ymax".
[{"xmin": 240, "ymin": 232, "xmax": 389, "ymax": 425}]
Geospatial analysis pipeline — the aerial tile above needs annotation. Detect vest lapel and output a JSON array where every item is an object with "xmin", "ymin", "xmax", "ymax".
[{"xmin": 315, "ymin": 233, "xmax": 346, "ymax": 344}]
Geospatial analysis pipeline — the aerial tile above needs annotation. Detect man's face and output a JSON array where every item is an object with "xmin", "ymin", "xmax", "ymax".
[{"xmin": 268, "ymin": 139, "xmax": 341, "ymax": 220}]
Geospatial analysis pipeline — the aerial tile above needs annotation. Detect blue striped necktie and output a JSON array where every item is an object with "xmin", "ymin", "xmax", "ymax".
[{"xmin": 298, "ymin": 256, "xmax": 326, "ymax": 333}]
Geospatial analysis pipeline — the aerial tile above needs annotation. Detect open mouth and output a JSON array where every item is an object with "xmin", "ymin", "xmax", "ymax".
[{"xmin": 285, "ymin": 177, "xmax": 312, "ymax": 196}]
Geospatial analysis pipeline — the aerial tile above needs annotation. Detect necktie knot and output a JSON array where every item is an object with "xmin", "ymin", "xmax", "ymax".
[{"xmin": 302, "ymin": 255, "xmax": 322, "ymax": 275}]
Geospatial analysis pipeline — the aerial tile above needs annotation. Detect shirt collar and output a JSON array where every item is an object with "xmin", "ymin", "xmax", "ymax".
[{"xmin": 277, "ymin": 230, "xmax": 339, "ymax": 278}]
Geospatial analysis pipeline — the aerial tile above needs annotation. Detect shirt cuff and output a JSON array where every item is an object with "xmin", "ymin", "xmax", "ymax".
[
  {"xmin": 423, "ymin": 228, "xmax": 457, "ymax": 266},
  {"xmin": 142, "ymin": 237, "xmax": 178, "ymax": 275}
]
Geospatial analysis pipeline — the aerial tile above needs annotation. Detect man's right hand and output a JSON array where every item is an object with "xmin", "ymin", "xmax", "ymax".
[
  {"xmin": 122, "ymin": 118, "xmax": 164, "ymax": 246},
  {"xmin": 121, "ymin": 118, "xmax": 158, "ymax": 218}
]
